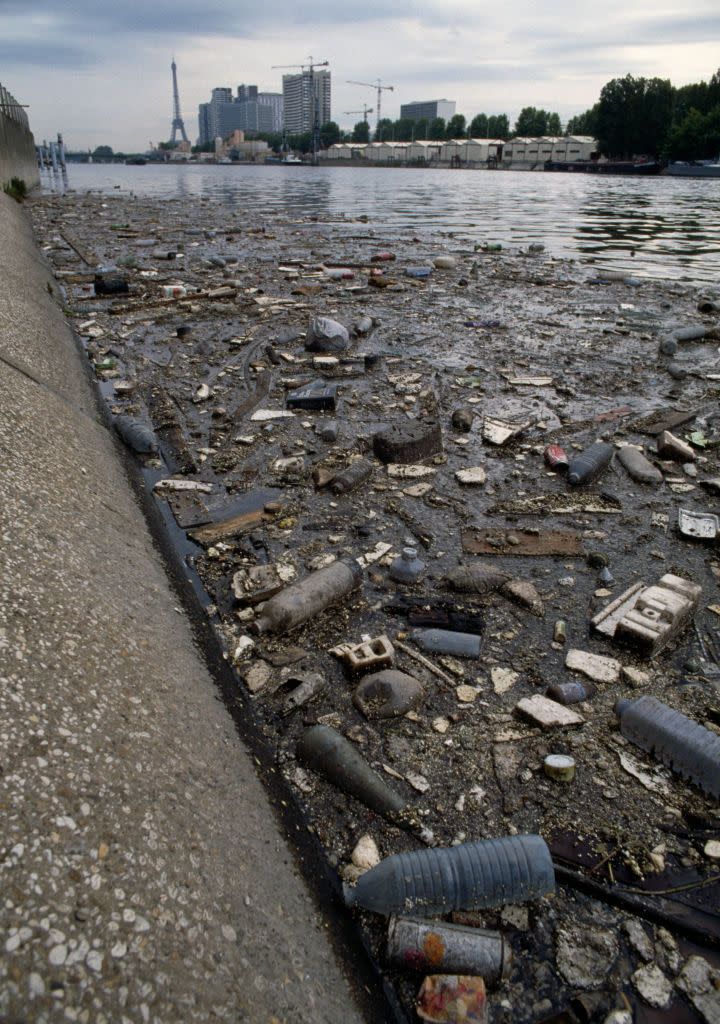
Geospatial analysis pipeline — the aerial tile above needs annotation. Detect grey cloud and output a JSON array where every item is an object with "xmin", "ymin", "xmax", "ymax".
[
  {"xmin": 391, "ymin": 63, "xmax": 552, "ymax": 85},
  {"xmin": 0, "ymin": 39, "xmax": 94, "ymax": 67}
]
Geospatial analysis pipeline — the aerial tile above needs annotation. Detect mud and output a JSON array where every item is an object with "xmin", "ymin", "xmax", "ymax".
[{"xmin": 31, "ymin": 189, "xmax": 720, "ymax": 1023}]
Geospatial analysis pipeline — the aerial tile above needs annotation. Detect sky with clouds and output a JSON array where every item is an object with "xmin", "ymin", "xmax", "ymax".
[{"xmin": 1, "ymin": 0, "xmax": 718, "ymax": 150}]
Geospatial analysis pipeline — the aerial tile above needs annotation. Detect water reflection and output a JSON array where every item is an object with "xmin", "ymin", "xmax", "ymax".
[{"xmin": 56, "ymin": 163, "xmax": 720, "ymax": 283}]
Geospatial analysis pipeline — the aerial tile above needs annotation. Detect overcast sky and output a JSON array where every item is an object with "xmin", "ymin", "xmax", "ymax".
[{"xmin": 1, "ymin": 0, "xmax": 718, "ymax": 150}]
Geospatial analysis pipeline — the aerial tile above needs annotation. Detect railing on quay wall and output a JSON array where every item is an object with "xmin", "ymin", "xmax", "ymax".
[
  {"xmin": 0, "ymin": 81, "xmax": 40, "ymax": 189},
  {"xmin": 0, "ymin": 83, "xmax": 30, "ymax": 131}
]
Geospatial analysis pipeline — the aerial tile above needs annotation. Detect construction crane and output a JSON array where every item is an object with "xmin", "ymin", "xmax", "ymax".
[
  {"xmin": 343, "ymin": 105, "xmax": 374, "ymax": 125},
  {"xmin": 272, "ymin": 56, "xmax": 329, "ymax": 163},
  {"xmin": 346, "ymin": 79, "xmax": 394, "ymax": 137}
]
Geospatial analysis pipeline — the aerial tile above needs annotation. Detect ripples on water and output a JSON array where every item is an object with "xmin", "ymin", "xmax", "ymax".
[{"xmin": 45, "ymin": 163, "xmax": 720, "ymax": 283}]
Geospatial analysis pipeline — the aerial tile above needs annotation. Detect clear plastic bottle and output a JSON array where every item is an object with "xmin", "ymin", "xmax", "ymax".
[
  {"xmin": 389, "ymin": 547, "xmax": 425, "ymax": 584},
  {"xmin": 615, "ymin": 696, "xmax": 720, "ymax": 798},
  {"xmin": 344, "ymin": 834, "xmax": 555, "ymax": 916}
]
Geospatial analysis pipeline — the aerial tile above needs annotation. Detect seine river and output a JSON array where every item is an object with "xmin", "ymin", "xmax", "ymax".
[{"xmin": 46, "ymin": 162, "xmax": 720, "ymax": 284}]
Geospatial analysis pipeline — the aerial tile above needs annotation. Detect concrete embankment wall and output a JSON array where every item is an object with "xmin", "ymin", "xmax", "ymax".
[
  {"xmin": 0, "ymin": 112, "xmax": 39, "ymax": 189},
  {"xmin": 0, "ymin": 193, "xmax": 366, "ymax": 1022}
]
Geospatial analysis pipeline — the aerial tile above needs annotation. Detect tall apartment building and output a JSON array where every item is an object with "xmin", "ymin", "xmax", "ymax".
[
  {"xmin": 400, "ymin": 99, "xmax": 456, "ymax": 123},
  {"xmin": 198, "ymin": 85, "xmax": 283, "ymax": 145},
  {"xmin": 282, "ymin": 70, "xmax": 331, "ymax": 134}
]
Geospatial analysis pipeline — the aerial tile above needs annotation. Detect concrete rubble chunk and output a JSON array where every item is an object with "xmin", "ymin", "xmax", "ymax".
[
  {"xmin": 676, "ymin": 956, "xmax": 720, "ymax": 1023},
  {"xmin": 556, "ymin": 925, "xmax": 618, "ymax": 989},
  {"xmin": 515, "ymin": 695, "xmax": 584, "ymax": 729},
  {"xmin": 351, "ymin": 835, "xmax": 380, "ymax": 871},
  {"xmin": 632, "ymin": 963, "xmax": 673, "ymax": 1009},
  {"xmin": 491, "ymin": 667, "xmax": 519, "ymax": 694},
  {"xmin": 243, "ymin": 660, "xmax": 273, "ymax": 694},
  {"xmin": 565, "ymin": 648, "xmax": 621, "ymax": 684},
  {"xmin": 232, "ymin": 563, "xmax": 297, "ymax": 606},
  {"xmin": 502, "ymin": 579, "xmax": 544, "ymax": 616},
  {"xmin": 373, "ymin": 419, "xmax": 443, "ymax": 465},
  {"xmin": 455, "ymin": 466, "xmax": 486, "ymax": 486}
]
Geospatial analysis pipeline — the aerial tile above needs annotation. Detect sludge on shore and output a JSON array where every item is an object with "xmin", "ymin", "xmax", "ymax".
[{"xmin": 33, "ymin": 188, "xmax": 720, "ymax": 1024}]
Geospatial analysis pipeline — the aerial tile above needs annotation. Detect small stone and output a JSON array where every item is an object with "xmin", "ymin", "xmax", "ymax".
[
  {"xmin": 622, "ymin": 665, "xmax": 651, "ymax": 687},
  {"xmin": 515, "ymin": 694, "xmax": 584, "ymax": 729},
  {"xmin": 676, "ymin": 955, "xmax": 720, "ymax": 1023},
  {"xmin": 86, "ymin": 950, "xmax": 103, "ymax": 972},
  {"xmin": 623, "ymin": 919, "xmax": 654, "ymax": 961},
  {"xmin": 432, "ymin": 716, "xmax": 450, "ymax": 734},
  {"xmin": 455, "ymin": 466, "xmax": 486, "ymax": 486},
  {"xmin": 111, "ymin": 941, "xmax": 127, "ymax": 959},
  {"xmin": 502, "ymin": 578, "xmax": 544, "ymax": 616},
  {"xmin": 351, "ymin": 835, "xmax": 380, "ymax": 870},
  {"xmin": 704, "ymin": 839, "xmax": 720, "ymax": 860},
  {"xmin": 243, "ymin": 660, "xmax": 272, "ymax": 694},
  {"xmin": 28, "ymin": 973, "xmax": 45, "ymax": 995},
  {"xmin": 556, "ymin": 925, "xmax": 618, "ymax": 989},
  {"xmin": 500, "ymin": 905, "xmax": 529, "ymax": 930},
  {"xmin": 221, "ymin": 924, "xmax": 237, "ymax": 941},
  {"xmin": 491, "ymin": 666, "xmax": 519, "ymax": 694},
  {"xmin": 632, "ymin": 963, "xmax": 672, "ymax": 1008},
  {"xmin": 233, "ymin": 636, "xmax": 255, "ymax": 662},
  {"xmin": 48, "ymin": 944, "xmax": 68, "ymax": 966},
  {"xmin": 565, "ymin": 648, "xmax": 621, "ymax": 684},
  {"xmin": 406, "ymin": 772, "xmax": 430, "ymax": 793},
  {"xmin": 456, "ymin": 684, "xmax": 477, "ymax": 703}
]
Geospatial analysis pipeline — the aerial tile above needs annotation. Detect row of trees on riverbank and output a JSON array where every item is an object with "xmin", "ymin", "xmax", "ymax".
[{"xmin": 568, "ymin": 70, "xmax": 720, "ymax": 158}]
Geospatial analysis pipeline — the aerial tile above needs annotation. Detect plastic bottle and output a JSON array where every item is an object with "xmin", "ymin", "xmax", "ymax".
[
  {"xmin": 162, "ymin": 284, "xmax": 187, "ymax": 299},
  {"xmin": 386, "ymin": 917, "xmax": 511, "ymax": 982},
  {"xmin": 546, "ymin": 681, "xmax": 590, "ymax": 705},
  {"xmin": 114, "ymin": 415, "xmax": 158, "ymax": 455},
  {"xmin": 250, "ymin": 561, "xmax": 362, "ymax": 636},
  {"xmin": 567, "ymin": 442, "xmax": 614, "ymax": 486},
  {"xmin": 615, "ymin": 696, "xmax": 720, "ymax": 798},
  {"xmin": 330, "ymin": 460, "xmax": 374, "ymax": 495},
  {"xmin": 411, "ymin": 628, "xmax": 480, "ymax": 658},
  {"xmin": 344, "ymin": 834, "xmax": 555, "ymax": 916},
  {"xmin": 389, "ymin": 547, "xmax": 425, "ymax": 584},
  {"xmin": 296, "ymin": 724, "xmax": 407, "ymax": 820}
]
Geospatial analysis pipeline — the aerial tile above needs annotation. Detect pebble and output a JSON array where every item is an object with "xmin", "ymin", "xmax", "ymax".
[
  {"xmin": 632, "ymin": 963, "xmax": 672, "ymax": 1008},
  {"xmin": 48, "ymin": 943, "xmax": 68, "ymax": 966},
  {"xmin": 704, "ymin": 839, "xmax": 720, "ymax": 860},
  {"xmin": 491, "ymin": 666, "xmax": 519, "ymax": 694},
  {"xmin": 351, "ymin": 835, "xmax": 381, "ymax": 870},
  {"xmin": 456, "ymin": 684, "xmax": 477, "ymax": 703}
]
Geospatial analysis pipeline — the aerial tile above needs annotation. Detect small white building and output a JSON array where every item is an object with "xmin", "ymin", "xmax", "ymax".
[{"xmin": 407, "ymin": 140, "xmax": 443, "ymax": 163}]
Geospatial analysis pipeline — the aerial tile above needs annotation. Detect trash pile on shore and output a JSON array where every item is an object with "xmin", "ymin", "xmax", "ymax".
[{"xmin": 33, "ymin": 190, "xmax": 720, "ymax": 1023}]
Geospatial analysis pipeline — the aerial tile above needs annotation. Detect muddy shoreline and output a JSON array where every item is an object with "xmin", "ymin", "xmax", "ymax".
[{"xmin": 33, "ymin": 189, "xmax": 720, "ymax": 1023}]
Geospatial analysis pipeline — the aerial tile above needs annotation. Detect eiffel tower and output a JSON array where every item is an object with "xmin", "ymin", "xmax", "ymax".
[{"xmin": 170, "ymin": 58, "xmax": 189, "ymax": 144}]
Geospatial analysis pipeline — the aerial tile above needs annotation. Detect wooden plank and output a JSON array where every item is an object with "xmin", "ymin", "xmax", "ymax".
[
  {"xmin": 461, "ymin": 527, "xmax": 583, "ymax": 556},
  {"xmin": 188, "ymin": 504, "xmax": 282, "ymax": 545}
]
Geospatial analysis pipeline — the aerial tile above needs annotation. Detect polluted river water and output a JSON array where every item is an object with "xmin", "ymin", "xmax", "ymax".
[{"xmin": 32, "ymin": 169, "xmax": 720, "ymax": 1023}]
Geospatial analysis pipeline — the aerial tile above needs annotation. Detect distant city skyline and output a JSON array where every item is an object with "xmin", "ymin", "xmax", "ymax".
[{"xmin": 1, "ymin": 1, "xmax": 718, "ymax": 150}]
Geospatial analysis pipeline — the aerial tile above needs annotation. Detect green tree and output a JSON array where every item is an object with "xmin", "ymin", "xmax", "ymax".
[
  {"xmin": 666, "ymin": 105, "xmax": 720, "ymax": 160},
  {"xmin": 596, "ymin": 74, "xmax": 673, "ymax": 157},
  {"xmin": 319, "ymin": 121, "xmax": 341, "ymax": 147},
  {"xmin": 469, "ymin": 113, "xmax": 488, "ymax": 137},
  {"xmin": 446, "ymin": 113, "xmax": 467, "ymax": 138},
  {"xmin": 92, "ymin": 145, "xmax": 114, "ymax": 160},
  {"xmin": 429, "ymin": 116, "xmax": 446, "ymax": 139},
  {"xmin": 487, "ymin": 114, "xmax": 509, "ymax": 138},
  {"xmin": 515, "ymin": 107, "xmax": 549, "ymax": 136},
  {"xmin": 352, "ymin": 120, "xmax": 370, "ymax": 143},
  {"xmin": 287, "ymin": 132, "xmax": 312, "ymax": 154},
  {"xmin": 414, "ymin": 118, "xmax": 430, "ymax": 140},
  {"xmin": 191, "ymin": 141, "xmax": 215, "ymax": 153},
  {"xmin": 375, "ymin": 117, "xmax": 393, "ymax": 141},
  {"xmin": 565, "ymin": 105, "xmax": 599, "ymax": 136},
  {"xmin": 547, "ymin": 112, "xmax": 562, "ymax": 135},
  {"xmin": 394, "ymin": 118, "xmax": 416, "ymax": 141}
]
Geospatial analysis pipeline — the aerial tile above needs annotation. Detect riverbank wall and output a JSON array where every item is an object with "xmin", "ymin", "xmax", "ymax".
[
  {"xmin": 0, "ymin": 191, "xmax": 368, "ymax": 1022},
  {"xmin": 0, "ymin": 83, "xmax": 40, "ymax": 190}
]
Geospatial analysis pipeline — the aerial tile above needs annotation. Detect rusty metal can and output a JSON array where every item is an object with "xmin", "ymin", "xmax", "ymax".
[
  {"xmin": 544, "ymin": 444, "xmax": 569, "ymax": 470},
  {"xmin": 386, "ymin": 916, "xmax": 511, "ymax": 985}
]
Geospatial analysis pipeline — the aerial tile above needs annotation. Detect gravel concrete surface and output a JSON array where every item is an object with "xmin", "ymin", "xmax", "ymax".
[{"xmin": 0, "ymin": 192, "xmax": 368, "ymax": 1024}]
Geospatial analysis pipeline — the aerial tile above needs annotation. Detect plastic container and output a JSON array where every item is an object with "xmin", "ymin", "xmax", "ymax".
[
  {"xmin": 546, "ymin": 681, "xmax": 589, "ymax": 705},
  {"xmin": 411, "ymin": 628, "xmax": 480, "ymax": 658},
  {"xmin": 161, "ymin": 284, "xmax": 187, "ymax": 299},
  {"xmin": 330, "ymin": 460, "xmax": 374, "ymax": 495},
  {"xmin": 567, "ymin": 442, "xmax": 614, "ymax": 486},
  {"xmin": 250, "ymin": 561, "xmax": 362, "ymax": 636},
  {"xmin": 389, "ymin": 547, "xmax": 425, "ymax": 584},
  {"xmin": 615, "ymin": 696, "xmax": 720, "ymax": 798},
  {"xmin": 386, "ymin": 917, "xmax": 511, "ymax": 982},
  {"xmin": 344, "ymin": 834, "xmax": 555, "ymax": 916},
  {"xmin": 114, "ymin": 415, "xmax": 158, "ymax": 455},
  {"xmin": 297, "ymin": 724, "xmax": 406, "ymax": 820}
]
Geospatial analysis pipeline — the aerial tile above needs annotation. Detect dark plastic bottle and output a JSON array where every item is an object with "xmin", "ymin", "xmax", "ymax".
[
  {"xmin": 411, "ymin": 628, "xmax": 480, "ymax": 658},
  {"xmin": 616, "ymin": 696, "xmax": 720, "ymax": 798},
  {"xmin": 344, "ymin": 834, "xmax": 555, "ymax": 916},
  {"xmin": 567, "ymin": 442, "xmax": 614, "ymax": 486},
  {"xmin": 330, "ymin": 459, "xmax": 373, "ymax": 495},
  {"xmin": 296, "ymin": 724, "xmax": 407, "ymax": 820},
  {"xmin": 389, "ymin": 548, "xmax": 425, "ymax": 584},
  {"xmin": 114, "ymin": 416, "xmax": 158, "ymax": 454}
]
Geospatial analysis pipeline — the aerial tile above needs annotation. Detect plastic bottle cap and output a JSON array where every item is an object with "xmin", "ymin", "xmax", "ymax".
[
  {"xmin": 402, "ymin": 547, "xmax": 417, "ymax": 560},
  {"xmin": 615, "ymin": 698, "xmax": 631, "ymax": 716}
]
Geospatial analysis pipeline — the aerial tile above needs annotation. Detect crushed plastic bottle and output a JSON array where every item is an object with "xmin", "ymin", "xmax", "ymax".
[
  {"xmin": 344, "ymin": 834, "xmax": 555, "ymax": 916},
  {"xmin": 615, "ymin": 696, "xmax": 720, "ymax": 798}
]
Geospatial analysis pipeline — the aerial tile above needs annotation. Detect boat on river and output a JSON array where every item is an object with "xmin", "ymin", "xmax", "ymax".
[
  {"xmin": 545, "ymin": 159, "xmax": 660, "ymax": 175},
  {"xmin": 664, "ymin": 161, "xmax": 720, "ymax": 178}
]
